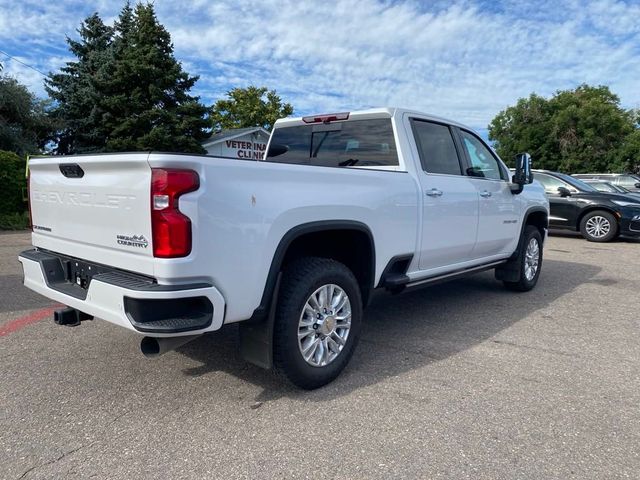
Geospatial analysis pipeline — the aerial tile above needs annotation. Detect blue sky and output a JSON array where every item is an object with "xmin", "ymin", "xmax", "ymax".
[{"xmin": 1, "ymin": 0, "xmax": 639, "ymax": 136}]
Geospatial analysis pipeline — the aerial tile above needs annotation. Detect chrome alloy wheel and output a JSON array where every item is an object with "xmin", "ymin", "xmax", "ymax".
[
  {"xmin": 298, "ymin": 284, "xmax": 351, "ymax": 367},
  {"xmin": 585, "ymin": 215, "xmax": 611, "ymax": 239},
  {"xmin": 524, "ymin": 237, "xmax": 540, "ymax": 281}
]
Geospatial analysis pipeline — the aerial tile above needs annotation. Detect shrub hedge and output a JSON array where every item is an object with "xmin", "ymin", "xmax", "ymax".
[{"xmin": 0, "ymin": 150, "xmax": 27, "ymax": 219}]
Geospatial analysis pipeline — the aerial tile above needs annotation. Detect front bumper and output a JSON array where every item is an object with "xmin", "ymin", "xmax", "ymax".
[
  {"xmin": 19, "ymin": 249, "xmax": 225, "ymax": 336},
  {"xmin": 619, "ymin": 213, "xmax": 640, "ymax": 238}
]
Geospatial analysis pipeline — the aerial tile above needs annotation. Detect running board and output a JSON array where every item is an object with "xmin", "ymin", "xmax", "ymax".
[{"xmin": 402, "ymin": 260, "xmax": 507, "ymax": 290}]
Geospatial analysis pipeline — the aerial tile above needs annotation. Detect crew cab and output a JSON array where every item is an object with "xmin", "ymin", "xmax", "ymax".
[
  {"xmin": 20, "ymin": 108, "xmax": 548, "ymax": 389},
  {"xmin": 533, "ymin": 170, "xmax": 640, "ymax": 242}
]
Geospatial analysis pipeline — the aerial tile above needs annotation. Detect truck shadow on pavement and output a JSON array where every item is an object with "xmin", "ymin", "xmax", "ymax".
[{"xmin": 177, "ymin": 258, "xmax": 601, "ymax": 401}]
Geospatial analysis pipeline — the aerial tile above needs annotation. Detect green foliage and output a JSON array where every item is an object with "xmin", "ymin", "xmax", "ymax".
[
  {"xmin": 0, "ymin": 150, "xmax": 27, "ymax": 219},
  {"xmin": 0, "ymin": 75, "xmax": 56, "ymax": 155},
  {"xmin": 45, "ymin": 13, "xmax": 114, "ymax": 154},
  {"xmin": 0, "ymin": 211, "xmax": 29, "ymax": 230},
  {"xmin": 46, "ymin": 2, "xmax": 209, "ymax": 154},
  {"xmin": 489, "ymin": 85, "xmax": 638, "ymax": 173},
  {"xmin": 211, "ymin": 86, "xmax": 293, "ymax": 132}
]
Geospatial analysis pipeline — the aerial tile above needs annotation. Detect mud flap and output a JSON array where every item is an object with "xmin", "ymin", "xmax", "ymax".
[{"xmin": 238, "ymin": 274, "xmax": 281, "ymax": 370}]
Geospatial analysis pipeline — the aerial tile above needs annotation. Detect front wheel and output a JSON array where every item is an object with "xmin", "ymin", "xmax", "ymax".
[
  {"xmin": 274, "ymin": 257, "xmax": 362, "ymax": 389},
  {"xmin": 503, "ymin": 226, "xmax": 543, "ymax": 292},
  {"xmin": 579, "ymin": 210, "xmax": 618, "ymax": 242}
]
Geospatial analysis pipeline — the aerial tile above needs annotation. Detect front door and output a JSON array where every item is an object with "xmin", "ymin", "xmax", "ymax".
[
  {"xmin": 457, "ymin": 129, "xmax": 520, "ymax": 258},
  {"xmin": 409, "ymin": 118, "xmax": 479, "ymax": 271},
  {"xmin": 532, "ymin": 172, "xmax": 580, "ymax": 229}
]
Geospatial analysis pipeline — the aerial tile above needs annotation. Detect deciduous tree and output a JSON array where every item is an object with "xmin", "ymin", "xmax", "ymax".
[
  {"xmin": 211, "ymin": 86, "xmax": 293, "ymax": 132},
  {"xmin": 489, "ymin": 85, "xmax": 638, "ymax": 173}
]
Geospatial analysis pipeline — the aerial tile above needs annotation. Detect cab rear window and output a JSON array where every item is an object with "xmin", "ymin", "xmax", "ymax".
[{"xmin": 265, "ymin": 119, "xmax": 399, "ymax": 169}]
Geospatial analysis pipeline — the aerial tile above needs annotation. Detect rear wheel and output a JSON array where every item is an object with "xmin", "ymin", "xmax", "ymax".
[
  {"xmin": 274, "ymin": 257, "xmax": 362, "ymax": 389},
  {"xmin": 579, "ymin": 210, "xmax": 618, "ymax": 242},
  {"xmin": 503, "ymin": 225, "xmax": 543, "ymax": 292}
]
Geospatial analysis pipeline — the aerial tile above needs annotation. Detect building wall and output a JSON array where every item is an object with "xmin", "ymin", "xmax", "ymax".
[{"xmin": 205, "ymin": 132, "xmax": 269, "ymax": 160}]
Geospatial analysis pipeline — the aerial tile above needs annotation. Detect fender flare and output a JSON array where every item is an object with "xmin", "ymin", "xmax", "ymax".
[{"xmin": 247, "ymin": 220, "xmax": 376, "ymax": 323}]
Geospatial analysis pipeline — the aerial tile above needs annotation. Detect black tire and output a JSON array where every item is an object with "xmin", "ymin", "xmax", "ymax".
[
  {"xmin": 274, "ymin": 257, "xmax": 362, "ymax": 390},
  {"xmin": 579, "ymin": 210, "xmax": 618, "ymax": 242},
  {"xmin": 503, "ymin": 226, "xmax": 543, "ymax": 292}
]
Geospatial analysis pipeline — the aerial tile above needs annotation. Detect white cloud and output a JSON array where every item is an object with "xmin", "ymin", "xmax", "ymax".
[{"xmin": 1, "ymin": 0, "xmax": 639, "ymax": 130}]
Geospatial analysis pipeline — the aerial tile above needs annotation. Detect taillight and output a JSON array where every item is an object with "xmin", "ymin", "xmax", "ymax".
[{"xmin": 151, "ymin": 168, "xmax": 199, "ymax": 258}]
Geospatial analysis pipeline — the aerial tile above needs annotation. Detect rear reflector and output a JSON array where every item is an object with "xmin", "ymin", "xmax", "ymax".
[
  {"xmin": 151, "ymin": 169, "xmax": 199, "ymax": 258},
  {"xmin": 302, "ymin": 112, "xmax": 350, "ymax": 124}
]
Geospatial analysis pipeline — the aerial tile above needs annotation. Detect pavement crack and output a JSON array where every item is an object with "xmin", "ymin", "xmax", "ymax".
[
  {"xmin": 491, "ymin": 339, "xmax": 580, "ymax": 358},
  {"xmin": 16, "ymin": 441, "xmax": 96, "ymax": 480}
]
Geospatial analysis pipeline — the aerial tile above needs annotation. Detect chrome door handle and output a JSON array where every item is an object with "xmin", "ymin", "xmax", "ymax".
[
  {"xmin": 426, "ymin": 188, "xmax": 443, "ymax": 197},
  {"xmin": 480, "ymin": 190, "xmax": 492, "ymax": 198}
]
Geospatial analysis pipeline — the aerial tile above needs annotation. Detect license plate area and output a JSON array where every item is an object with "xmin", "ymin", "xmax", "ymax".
[{"xmin": 64, "ymin": 258, "xmax": 110, "ymax": 290}]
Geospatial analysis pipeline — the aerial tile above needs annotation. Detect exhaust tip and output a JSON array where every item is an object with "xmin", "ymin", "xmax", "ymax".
[
  {"xmin": 140, "ymin": 337, "xmax": 161, "ymax": 358},
  {"xmin": 140, "ymin": 334, "xmax": 200, "ymax": 358}
]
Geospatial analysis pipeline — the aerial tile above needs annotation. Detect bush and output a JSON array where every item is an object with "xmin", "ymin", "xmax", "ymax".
[
  {"xmin": 0, "ymin": 211, "xmax": 29, "ymax": 230},
  {"xmin": 0, "ymin": 150, "xmax": 27, "ymax": 217}
]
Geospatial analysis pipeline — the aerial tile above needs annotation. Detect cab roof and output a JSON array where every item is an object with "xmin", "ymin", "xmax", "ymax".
[{"xmin": 273, "ymin": 107, "xmax": 472, "ymax": 131}]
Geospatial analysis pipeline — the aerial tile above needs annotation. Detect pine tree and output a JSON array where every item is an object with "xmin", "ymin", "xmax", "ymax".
[
  {"xmin": 45, "ymin": 13, "xmax": 113, "ymax": 154},
  {"xmin": 101, "ymin": 2, "xmax": 209, "ymax": 153},
  {"xmin": 46, "ymin": 2, "xmax": 209, "ymax": 154}
]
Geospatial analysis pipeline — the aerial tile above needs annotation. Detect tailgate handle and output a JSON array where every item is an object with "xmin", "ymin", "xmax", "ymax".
[{"xmin": 59, "ymin": 163, "xmax": 84, "ymax": 178}]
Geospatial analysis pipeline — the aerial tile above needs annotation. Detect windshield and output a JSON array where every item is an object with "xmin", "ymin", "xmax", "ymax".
[
  {"xmin": 556, "ymin": 173, "xmax": 598, "ymax": 192},
  {"xmin": 587, "ymin": 182, "xmax": 618, "ymax": 193}
]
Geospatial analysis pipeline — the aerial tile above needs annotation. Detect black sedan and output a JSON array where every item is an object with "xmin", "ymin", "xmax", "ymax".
[{"xmin": 532, "ymin": 170, "xmax": 640, "ymax": 242}]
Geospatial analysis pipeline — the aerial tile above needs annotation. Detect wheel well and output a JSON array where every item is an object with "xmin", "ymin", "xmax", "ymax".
[
  {"xmin": 281, "ymin": 228, "xmax": 375, "ymax": 304},
  {"xmin": 576, "ymin": 207, "xmax": 619, "ymax": 231},
  {"xmin": 525, "ymin": 210, "xmax": 548, "ymax": 239}
]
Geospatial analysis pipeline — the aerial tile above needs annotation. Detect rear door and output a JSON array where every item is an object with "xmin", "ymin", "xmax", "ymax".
[
  {"xmin": 456, "ymin": 128, "xmax": 520, "ymax": 258},
  {"xmin": 409, "ymin": 118, "xmax": 479, "ymax": 271},
  {"xmin": 28, "ymin": 153, "xmax": 154, "ymax": 274}
]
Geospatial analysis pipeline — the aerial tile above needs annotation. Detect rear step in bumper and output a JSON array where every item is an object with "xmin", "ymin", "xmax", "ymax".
[{"xmin": 19, "ymin": 250, "xmax": 225, "ymax": 336}]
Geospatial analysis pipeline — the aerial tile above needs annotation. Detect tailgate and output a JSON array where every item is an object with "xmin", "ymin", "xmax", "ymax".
[{"xmin": 29, "ymin": 153, "xmax": 154, "ymax": 275}]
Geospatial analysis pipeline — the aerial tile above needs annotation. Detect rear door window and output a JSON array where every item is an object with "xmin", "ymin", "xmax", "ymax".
[
  {"xmin": 410, "ymin": 119, "xmax": 462, "ymax": 175},
  {"xmin": 266, "ymin": 119, "xmax": 399, "ymax": 169}
]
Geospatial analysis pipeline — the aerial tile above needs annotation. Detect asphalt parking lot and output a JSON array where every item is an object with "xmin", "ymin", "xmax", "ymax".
[{"xmin": 1, "ymin": 231, "xmax": 639, "ymax": 479}]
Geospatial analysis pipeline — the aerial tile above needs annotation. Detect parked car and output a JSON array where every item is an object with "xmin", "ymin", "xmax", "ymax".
[
  {"xmin": 20, "ymin": 107, "xmax": 548, "ymax": 389},
  {"xmin": 580, "ymin": 179, "xmax": 640, "ymax": 200},
  {"xmin": 533, "ymin": 170, "xmax": 640, "ymax": 242},
  {"xmin": 573, "ymin": 173, "xmax": 640, "ymax": 192}
]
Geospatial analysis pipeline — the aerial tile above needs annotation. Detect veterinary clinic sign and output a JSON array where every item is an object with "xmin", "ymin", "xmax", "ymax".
[
  {"xmin": 222, "ymin": 139, "xmax": 267, "ymax": 160},
  {"xmin": 202, "ymin": 127, "xmax": 271, "ymax": 160}
]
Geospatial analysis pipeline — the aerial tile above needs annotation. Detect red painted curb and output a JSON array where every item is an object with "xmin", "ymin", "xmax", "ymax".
[{"xmin": 0, "ymin": 306, "xmax": 60, "ymax": 337}]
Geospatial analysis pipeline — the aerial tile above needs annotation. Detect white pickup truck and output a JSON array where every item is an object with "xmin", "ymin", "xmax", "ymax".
[{"xmin": 20, "ymin": 108, "xmax": 549, "ymax": 389}]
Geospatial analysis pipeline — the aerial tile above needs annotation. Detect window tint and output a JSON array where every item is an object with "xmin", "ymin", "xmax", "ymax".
[
  {"xmin": 534, "ymin": 173, "xmax": 569, "ymax": 193},
  {"xmin": 459, "ymin": 130, "xmax": 505, "ymax": 180},
  {"xmin": 265, "ymin": 119, "xmax": 398, "ymax": 168},
  {"xmin": 410, "ymin": 120, "xmax": 461, "ymax": 175}
]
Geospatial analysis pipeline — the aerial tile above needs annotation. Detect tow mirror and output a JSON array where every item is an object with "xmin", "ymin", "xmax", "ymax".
[
  {"xmin": 557, "ymin": 186, "xmax": 572, "ymax": 197},
  {"xmin": 510, "ymin": 152, "xmax": 533, "ymax": 194},
  {"xmin": 513, "ymin": 153, "xmax": 533, "ymax": 185}
]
